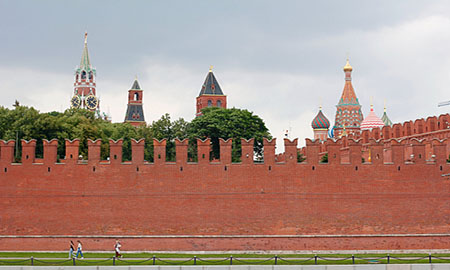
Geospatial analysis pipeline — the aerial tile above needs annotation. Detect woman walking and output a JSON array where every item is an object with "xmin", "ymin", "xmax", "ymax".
[
  {"xmin": 68, "ymin": 241, "xmax": 75, "ymax": 258},
  {"xmin": 76, "ymin": 240, "xmax": 84, "ymax": 259}
]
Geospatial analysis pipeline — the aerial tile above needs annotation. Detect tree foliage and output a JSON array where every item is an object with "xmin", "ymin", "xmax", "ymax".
[
  {"xmin": 0, "ymin": 106, "xmax": 270, "ymax": 162},
  {"xmin": 188, "ymin": 107, "xmax": 271, "ymax": 161}
]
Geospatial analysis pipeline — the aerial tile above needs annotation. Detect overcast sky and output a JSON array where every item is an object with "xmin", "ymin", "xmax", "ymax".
[{"xmin": 1, "ymin": 1, "xmax": 450, "ymax": 150}]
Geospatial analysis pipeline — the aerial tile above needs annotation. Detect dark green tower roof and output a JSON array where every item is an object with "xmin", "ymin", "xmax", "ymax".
[
  {"xmin": 131, "ymin": 79, "xmax": 141, "ymax": 90},
  {"xmin": 198, "ymin": 69, "xmax": 224, "ymax": 96}
]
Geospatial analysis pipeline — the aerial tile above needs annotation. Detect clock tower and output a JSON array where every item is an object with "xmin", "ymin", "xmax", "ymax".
[{"xmin": 70, "ymin": 32, "xmax": 99, "ymax": 111}]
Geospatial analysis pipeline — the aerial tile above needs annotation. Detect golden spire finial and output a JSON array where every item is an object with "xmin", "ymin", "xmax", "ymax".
[
  {"xmin": 384, "ymin": 99, "xmax": 387, "ymax": 112},
  {"xmin": 84, "ymin": 32, "xmax": 88, "ymax": 44},
  {"xmin": 343, "ymin": 58, "xmax": 353, "ymax": 72},
  {"xmin": 370, "ymin": 96, "xmax": 374, "ymax": 109},
  {"xmin": 135, "ymin": 74, "xmax": 138, "ymax": 81},
  {"xmin": 209, "ymin": 65, "xmax": 213, "ymax": 72}
]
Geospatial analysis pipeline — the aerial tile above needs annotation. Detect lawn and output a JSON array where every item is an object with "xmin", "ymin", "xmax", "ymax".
[{"xmin": 0, "ymin": 252, "xmax": 449, "ymax": 266}]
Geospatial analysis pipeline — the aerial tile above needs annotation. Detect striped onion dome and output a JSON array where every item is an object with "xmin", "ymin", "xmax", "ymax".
[
  {"xmin": 360, "ymin": 106, "xmax": 384, "ymax": 130},
  {"xmin": 311, "ymin": 109, "xmax": 330, "ymax": 129}
]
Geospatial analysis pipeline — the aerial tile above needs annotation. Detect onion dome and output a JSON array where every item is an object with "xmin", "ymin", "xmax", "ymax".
[
  {"xmin": 360, "ymin": 105, "xmax": 384, "ymax": 130},
  {"xmin": 343, "ymin": 59, "xmax": 353, "ymax": 72},
  {"xmin": 312, "ymin": 108, "xmax": 330, "ymax": 129}
]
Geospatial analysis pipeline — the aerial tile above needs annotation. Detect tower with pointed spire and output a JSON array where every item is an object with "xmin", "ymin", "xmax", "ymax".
[
  {"xmin": 124, "ymin": 78, "xmax": 146, "ymax": 127},
  {"xmin": 196, "ymin": 67, "xmax": 227, "ymax": 116},
  {"xmin": 381, "ymin": 103, "xmax": 393, "ymax": 126},
  {"xmin": 333, "ymin": 59, "xmax": 363, "ymax": 137},
  {"xmin": 70, "ymin": 32, "xmax": 99, "ymax": 111}
]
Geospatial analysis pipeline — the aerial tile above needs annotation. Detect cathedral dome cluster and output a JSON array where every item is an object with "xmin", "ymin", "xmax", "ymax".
[{"xmin": 311, "ymin": 59, "xmax": 392, "ymax": 141}]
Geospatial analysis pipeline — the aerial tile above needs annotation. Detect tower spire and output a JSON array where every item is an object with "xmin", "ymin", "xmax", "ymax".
[
  {"xmin": 381, "ymin": 100, "xmax": 393, "ymax": 126},
  {"xmin": 124, "ymin": 78, "xmax": 146, "ymax": 127},
  {"xmin": 196, "ymin": 67, "xmax": 227, "ymax": 116},
  {"xmin": 80, "ymin": 32, "xmax": 91, "ymax": 70},
  {"xmin": 333, "ymin": 58, "xmax": 363, "ymax": 137},
  {"xmin": 71, "ymin": 32, "xmax": 98, "ymax": 111}
]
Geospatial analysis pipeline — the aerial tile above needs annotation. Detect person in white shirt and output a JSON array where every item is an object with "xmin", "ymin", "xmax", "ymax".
[
  {"xmin": 76, "ymin": 240, "xmax": 84, "ymax": 259},
  {"xmin": 114, "ymin": 240, "xmax": 122, "ymax": 258}
]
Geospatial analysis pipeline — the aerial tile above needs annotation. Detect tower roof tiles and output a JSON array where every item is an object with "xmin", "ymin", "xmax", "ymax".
[
  {"xmin": 131, "ymin": 79, "xmax": 141, "ymax": 90},
  {"xmin": 198, "ymin": 69, "xmax": 224, "ymax": 96}
]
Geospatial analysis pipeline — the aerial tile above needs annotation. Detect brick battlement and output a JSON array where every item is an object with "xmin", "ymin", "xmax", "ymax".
[
  {"xmin": 1, "ymin": 115, "xmax": 450, "ymax": 252},
  {"xmin": 1, "ymin": 136, "xmax": 448, "ymax": 166},
  {"xmin": 356, "ymin": 113, "xmax": 450, "ymax": 142}
]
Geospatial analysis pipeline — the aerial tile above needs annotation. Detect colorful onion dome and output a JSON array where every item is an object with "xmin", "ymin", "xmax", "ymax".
[
  {"xmin": 360, "ymin": 105, "xmax": 384, "ymax": 130},
  {"xmin": 312, "ymin": 108, "xmax": 330, "ymax": 129}
]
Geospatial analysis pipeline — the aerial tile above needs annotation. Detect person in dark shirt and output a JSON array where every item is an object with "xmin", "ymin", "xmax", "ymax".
[{"xmin": 69, "ymin": 241, "xmax": 75, "ymax": 258}]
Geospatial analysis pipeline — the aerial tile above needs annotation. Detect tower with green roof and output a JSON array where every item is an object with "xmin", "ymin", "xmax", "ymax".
[
  {"xmin": 381, "ymin": 105, "xmax": 393, "ymax": 126},
  {"xmin": 70, "ymin": 32, "xmax": 99, "ymax": 112}
]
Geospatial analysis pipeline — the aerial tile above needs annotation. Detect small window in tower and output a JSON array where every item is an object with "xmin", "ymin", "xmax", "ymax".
[
  {"xmin": 207, "ymin": 100, "xmax": 212, "ymax": 107},
  {"xmin": 81, "ymin": 71, "xmax": 86, "ymax": 79},
  {"xmin": 134, "ymin": 92, "xmax": 139, "ymax": 101},
  {"xmin": 217, "ymin": 100, "xmax": 222, "ymax": 108},
  {"xmin": 89, "ymin": 72, "xmax": 93, "ymax": 80}
]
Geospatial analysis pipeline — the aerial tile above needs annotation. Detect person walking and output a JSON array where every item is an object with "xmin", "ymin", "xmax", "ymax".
[
  {"xmin": 114, "ymin": 240, "xmax": 122, "ymax": 258},
  {"xmin": 76, "ymin": 240, "xmax": 84, "ymax": 259},
  {"xmin": 69, "ymin": 241, "xmax": 75, "ymax": 258}
]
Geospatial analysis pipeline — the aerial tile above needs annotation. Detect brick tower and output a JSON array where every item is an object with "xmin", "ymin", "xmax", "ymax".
[
  {"xmin": 124, "ymin": 79, "xmax": 146, "ymax": 127},
  {"xmin": 311, "ymin": 106, "xmax": 330, "ymax": 141},
  {"xmin": 333, "ymin": 59, "xmax": 363, "ymax": 137},
  {"xmin": 196, "ymin": 67, "xmax": 227, "ymax": 116},
  {"xmin": 70, "ymin": 32, "xmax": 99, "ymax": 111}
]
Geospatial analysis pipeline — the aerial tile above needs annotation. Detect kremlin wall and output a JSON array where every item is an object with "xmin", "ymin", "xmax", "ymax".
[
  {"xmin": 1, "ymin": 34, "xmax": 450, "ymax": 252},
  {"xmin": 0, "ymin": 118, "xmax": 449, "ymax": 252}
]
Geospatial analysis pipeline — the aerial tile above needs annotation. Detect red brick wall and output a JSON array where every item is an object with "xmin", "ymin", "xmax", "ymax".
[{"xmin": 0, "ymin": 136, "xmax": 450, "ymax": 251}]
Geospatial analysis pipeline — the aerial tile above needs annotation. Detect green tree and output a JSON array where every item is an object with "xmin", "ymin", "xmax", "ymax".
[
  {"xmin": 151, "ymin": 114, "xmax": 189, "ymax": 161},
  {"xmin": 188, "ymin": 107, "xmax": 271, "ymax": 162}
]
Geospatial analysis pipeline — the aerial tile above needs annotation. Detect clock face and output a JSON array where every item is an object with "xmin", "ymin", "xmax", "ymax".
[
  {"xmin": 71, "ymin": 95, "xmax": 81, "ymax": 109},
  {"xmin": 85, "ymin": 95, "xmax": 98, "ymax": 110}
]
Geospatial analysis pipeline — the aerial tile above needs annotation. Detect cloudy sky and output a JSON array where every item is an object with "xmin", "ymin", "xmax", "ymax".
[{"xmin": 1, "ymin": 1, "xmax": 450, "ymax": 150}]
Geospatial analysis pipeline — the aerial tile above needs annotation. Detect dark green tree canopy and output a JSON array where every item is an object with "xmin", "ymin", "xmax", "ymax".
[
  {"xmin": 0, "ymin": 105, "xmax": 271, "ymax": 163},
  {"xmin": 188, "ymin": 107, "xmax": 271, "ymax": 161}
]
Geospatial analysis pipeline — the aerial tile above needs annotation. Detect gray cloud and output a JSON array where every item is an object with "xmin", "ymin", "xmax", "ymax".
[{"xmin": 1, "ymin": 0, "xmax": 450, "ymax": 151}]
